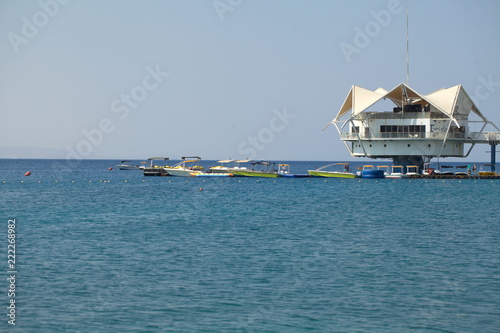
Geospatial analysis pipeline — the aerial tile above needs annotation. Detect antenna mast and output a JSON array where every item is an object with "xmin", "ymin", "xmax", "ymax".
[{"xmin": 406, "ymin": 7, "xmax": 409, "ymax": 84}]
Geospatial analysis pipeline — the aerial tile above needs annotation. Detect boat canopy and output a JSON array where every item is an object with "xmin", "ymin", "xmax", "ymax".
[
  {"xmin": 148, "ymin": 157, "xmax": 169, "ymax": 160},
  {"xmin": 252, "ymin": 161, "xmax": 274, "ymax": 166},
  {"xmin": 331, "ymin": 82, "xmax": 487, "ymax": 123},
  {"xmin": 217, "ymin": 159, "xmax": 234, "ymax": 163}
]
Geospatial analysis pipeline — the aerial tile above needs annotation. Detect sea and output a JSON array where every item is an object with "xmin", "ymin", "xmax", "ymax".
[{"xmin": 0, "ymin": 159, "xmax": 499, "ymax": 333}]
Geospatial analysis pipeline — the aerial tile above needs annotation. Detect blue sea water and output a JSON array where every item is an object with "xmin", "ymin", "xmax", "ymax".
[{"xmin": 0, "ymin": 159, "xmax": 499, "ymax": 332}]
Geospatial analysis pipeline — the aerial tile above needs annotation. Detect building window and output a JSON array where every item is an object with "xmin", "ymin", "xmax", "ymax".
[{"xmin": 380, "ymin": 125, "xmax": 426, "ymax": 138}]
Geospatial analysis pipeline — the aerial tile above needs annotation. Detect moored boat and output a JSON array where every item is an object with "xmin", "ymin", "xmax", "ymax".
[
  {"xmin": 231, "ymin": 161, "xmax": 279, "ymax": 178},
  {"xmin": 478, "ymin": 164, "xmax": 499, "ymax": 177},
  {"xmin": 405, "ymin": 165, "xmax": 421, "ymax": 177},
  {"xmin": 226, "ymin": 159, "xmax": 252, "ymax": 173},
  {"xmin": 479, "ymin": 171, "xmax": 499, "ymax": 177},
  {"xmin": 386, "ymin": 165, "xmax": 408, "ymax": 178},
  {"xmin": 377, "ymin": 165, "xmax": 390, "ymax": 177},
  {"xmin": 454, "ymin": 165, "xmax": 470, "ymax": 177},
  {"xmin": 118, "ymin": 161, "xmax": 143, "ymax": 170},
  {"xmin": 358, "ymin": 165, "xmax": 385, "ymax": 178},
  {"xmin": 208, "ymin": 160, "xmax": 235, "ymax": 174},
  {"xmin": 439, "ymin": 165, "xmax": 455, "ymax": 176},
  {"xmin": 164, "ymin": 157, "xmax": 205, "ymax": 176},
  {"xmin": 308, "ymin": 163, "xmax": 356, "ymax": 178},
  {"xmin": 143, "ymin": 157, "xmax": 170, "ymax": 176},
  {"xmin": 278, "ymin": 164, "xmax": 310, "ymax": 178}
]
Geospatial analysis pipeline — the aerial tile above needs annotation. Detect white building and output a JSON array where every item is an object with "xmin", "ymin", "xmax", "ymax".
[{"xmin": 326, "ymin": 83, "xmax": 500, "ymax": 170}]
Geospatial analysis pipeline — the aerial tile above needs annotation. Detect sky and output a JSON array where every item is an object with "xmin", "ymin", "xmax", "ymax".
[{"xmin": 1, "ymin": 0, "xmax": 500, "ymax": 162}]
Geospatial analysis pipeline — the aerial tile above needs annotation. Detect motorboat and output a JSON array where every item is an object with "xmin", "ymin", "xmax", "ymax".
[
  {"xmin": 377, "ymin": 165, "xmax": 390, "ymax": 176},
  {"xmin": 117, "ymin": 160, "xmax": 143, "ymax": 170},
  {"xmin": 208, "ymin": 159, "xmax": 235, "ymax": 174},
  {"xmin": 405, "ymin": 165, "xmax": 420, "ymax": 177},
  {"xmin": 231, "ymin": 161, "xmax": 279, "ymax": 178},
  {"xmin": 386, "ymin": 165, "xmax": 408, "ymax": 178},
  {"xmin": 308, "ymin": 163, "xmax": 356, "ymax": 178},
  {"xmin": 227, "ymin": 159, "xmax": 252, "ymax": 172},
  {"xmin": 440, "ymin": 165, "xmax": 455, "ymax": 176},
  {"xmin": 143, "ymin": 157, "xmax": 170, "ymax": 176},
  {"xmin": 454, "ymin": 165, "xmax": 470, "ymax": 177},
  {"xmin": 478, "ymin": 164, "xmax": 498, "ymax": 177},
  {"xmin": 278, "ymin": 164, "xmax": 310, "ymax": 178},
  {"xmin": 164, "ymin": 156, "xmax": 204, "ymax": 176},
  {"xmin": 358, "ymin": 165, "xmax": 385, "ymax": 178}
]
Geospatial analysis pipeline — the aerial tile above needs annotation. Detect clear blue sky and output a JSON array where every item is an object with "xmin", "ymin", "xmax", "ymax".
[{"xmin": 1, "ymin": 0, "xmax": 499, "ymax": 161}]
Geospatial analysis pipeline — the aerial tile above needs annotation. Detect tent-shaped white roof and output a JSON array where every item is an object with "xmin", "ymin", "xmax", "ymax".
[
  {"xmin": 332, "ymin": 83, "xmax": 487, "ymax": 122},
  {"xmin": 336, "ymin": 86, "xmax": 388, "ymax": 120}
]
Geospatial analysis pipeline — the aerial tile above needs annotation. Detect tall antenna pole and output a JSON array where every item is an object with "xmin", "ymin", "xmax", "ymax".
[{"xmin": 406, "ymin": 7, "xmax": 409, "ymax": 85}]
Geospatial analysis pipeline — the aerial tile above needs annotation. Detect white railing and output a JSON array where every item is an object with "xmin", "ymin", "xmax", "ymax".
[
  {"xmin": 340, "ymin": 131, "xmax": 500, "ymax": 143},
  {"xmin": 469, "ymin": 132, "xmax": 500, "ymax": 143},
  {"xmin": 340, "ymin": 132, "xmax": 452, "ymax": 140}
]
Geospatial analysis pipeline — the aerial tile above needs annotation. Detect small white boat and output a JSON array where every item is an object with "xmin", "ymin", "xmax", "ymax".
[
  {"xmin": 405, "ymin": 165, "xmax": 420, "ymax": 177},
  {"xmin": 439, "ymin": 165, "xmax": 455, "ymax": 176},
  {"xmin": 454, "ymin": 165, "xmax": 470, "ymax": 177},
  {"xmin": 164, "ymin": 157, "xmax": 204, "ymax": 176},
  {"xmin": 117, "ymin": 161, "xmax": 143, "ymax": 170},
  {"xmin": 227, "ymin": 159, "xmax": 251, "ymax": 172},
  {"xmin": 208, "ymin": 160, "xmax": 235, "ymax": 174},
  {"xmin": 386, "ymin": 165, "xmax": 408, "ymax": 178},
  {"xmin": 278, "ymin": 164, "xmax": 310, "ymax": 178}
]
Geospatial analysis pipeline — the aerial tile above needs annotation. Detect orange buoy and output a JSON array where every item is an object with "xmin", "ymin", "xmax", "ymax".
[
  {"xmin": 24, "ymin": 171, "xmax": 31, "ymax": 176},
  {"xmin": 108, "ymin": 167, "xmax": 113, "ymax": 170}
]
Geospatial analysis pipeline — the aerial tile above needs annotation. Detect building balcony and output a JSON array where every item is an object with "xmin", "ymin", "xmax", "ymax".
[
  {"xmin": 340, "ymin": 132, "xmax": 464, "ymax": 140},
  {"xmin": 340, "ymin": 131, "xmax": 500, "ymax": 143}
]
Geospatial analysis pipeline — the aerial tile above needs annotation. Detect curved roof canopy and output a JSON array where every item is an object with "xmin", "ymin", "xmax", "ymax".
[{"xmin": 332, "ymin": 83, "xmax": 486, "ymax": 122}]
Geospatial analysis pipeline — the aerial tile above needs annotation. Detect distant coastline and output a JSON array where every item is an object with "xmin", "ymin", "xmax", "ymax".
[
  {"xmin": 0, "ymin": 146, "xmax": 494, "ymax": 163},
  {"xmin": 0, "ymin": 146, "xmax": 106, "ymax": 159}
]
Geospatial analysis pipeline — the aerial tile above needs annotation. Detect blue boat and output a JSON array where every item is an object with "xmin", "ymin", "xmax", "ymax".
[{"xmin": 358, "ymin": 165, "xmax": 385, "ymax": 178}]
